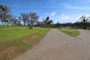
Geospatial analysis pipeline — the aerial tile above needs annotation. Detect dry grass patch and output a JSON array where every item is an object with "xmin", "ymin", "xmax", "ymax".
[{"xmin": 0, "ymin": 35, "xmax": 43, "ymax": 60}]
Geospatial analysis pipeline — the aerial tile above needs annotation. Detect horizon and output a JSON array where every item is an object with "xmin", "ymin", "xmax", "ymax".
[{"xmin": 1, "ymin": 0, "xmax": 90, "ymax": 23}]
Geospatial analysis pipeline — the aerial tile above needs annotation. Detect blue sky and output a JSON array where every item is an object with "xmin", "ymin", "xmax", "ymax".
[{"xmin": 1, "ymin": 0, "xmax": 90, "ymax": 23}]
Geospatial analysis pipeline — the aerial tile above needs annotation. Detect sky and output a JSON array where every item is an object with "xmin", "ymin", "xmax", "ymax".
[{"xmin": 0, "ymin": 0, "xmax": 90, "ymax": 23}]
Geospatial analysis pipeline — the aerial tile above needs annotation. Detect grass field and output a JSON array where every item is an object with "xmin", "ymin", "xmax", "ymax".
[
  {"xmin": 0, "ymin": 26, "xmax": 49, "ymax": 60},
  {"xmin": 59, "ymin": 29, "xmax": 80, "ymax": 37}
]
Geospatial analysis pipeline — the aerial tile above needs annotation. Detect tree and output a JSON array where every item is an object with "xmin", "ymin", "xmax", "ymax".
[
  {"xmin": 55, "ymin": 22, "xmax": 60, "ymax": 28},
  {"xmin": 44, "ymin": 16, "xmax": 53, "ymax": 27},
  {"xmin": 20, "ymin": 13, "xmax": 29, "ymax": 26},
  {"xmin": 0, "ymin": 5, "xmax": 10, "ymax": 25},
  {"xmin": 28, "ymin": 12, "xmax": 39, "ymax": 29},
  {"xmin": 16, "ymin": 16, "xmax": 22, "ymax": 26},
  {"xmin": 44, "ymin": 16, "xmax": 49, "ymax": 25},
  {"xmin": 5, "ymin": 14, "xmax": 10, "ymax": 26},
  {"xmin": 0, "ymin": 5, "xmax": 5, "ymax": 25},
  {"xmin": 48, "ymin": 20, "xmax": 53, "ymax": 27},
  {"xmin": 13, "ymin": 19, "xmax": 18, "ymax": 26},
  {"xmin": 79, "ymin": 16, "xmax": 88, "ymax": 29},
  {"xmin": 9, "ymin": 16, "xmax": 17, "ymax": 26}
]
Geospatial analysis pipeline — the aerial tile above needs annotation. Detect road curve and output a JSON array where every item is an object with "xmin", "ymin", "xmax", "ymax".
[{"xmin": 13, "ymin": 29, "xmax": 90, "ymax": 60}]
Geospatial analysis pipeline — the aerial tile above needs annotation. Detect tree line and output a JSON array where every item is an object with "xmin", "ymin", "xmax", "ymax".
[
  {"xmin": 37, "ymin": 15, "xmax": 90, "ymax": 29},
  {"xmin": 0, "ymin": 4, "xmax": 90, "ymax": 29},
  {"xmin": 54, "ymin": 15, "xmax": 90, "ymax": 29},
  {"xmin": 0, "ymin": 5, "xmax": 53, "ymax": 29}
]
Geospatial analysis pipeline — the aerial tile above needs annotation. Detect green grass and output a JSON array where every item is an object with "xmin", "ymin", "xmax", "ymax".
[
  {"xmin": 59, "ymin": 29, "xmax": 80, "ymax": 37},
  {"xmin": 86, "ymin": 27, "xmax": 90, "ymax": 30},
  {"xmin": 0, "ymin": 26, "xmax": 49, "ymax": 60}
]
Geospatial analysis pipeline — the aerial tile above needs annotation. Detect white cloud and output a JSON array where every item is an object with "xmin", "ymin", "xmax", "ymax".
[
  {"xmin": 50, "ymin": 11, "xmax": 56, "ymax": 16},
  {"xmin": 61, "ymin": 13, "xmax": 65, "ymax": 16},
  {"xmin": 60, "ymin": 16, "xmax": 70, "ymax": 20},
  {"xmin": 60, "ymin": 13, "xmax": 72, "ymax": 20},
  {"xmin": 64, "ymin": 3, "xmax": 90, "ymax": 9},
  {"xmin": 59, "ymin": 13, "xmax": 90, "ymax": 23},
  {"xmin": 75, "ymin": 16, "xmax": 80, "ymax": 20},
  {"xmin": 59, "ymin": 13, "xmax": 81, "ymax": 22},
  {"xmin": 85, "ymin": 14, "xmax": 90, "ymax": 17},
  {"xmin": 75, "ymin": 15, "xmax": 90, "ymax": 20}
]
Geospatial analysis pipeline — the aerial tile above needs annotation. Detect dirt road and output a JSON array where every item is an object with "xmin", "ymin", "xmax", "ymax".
[
  {"xmin": 13, "ymin": 29, "xmax": 90, "ymax": 60},
  {"xmin": 77, "ymin": 29, "xmax": 90, "ymax": 44}
]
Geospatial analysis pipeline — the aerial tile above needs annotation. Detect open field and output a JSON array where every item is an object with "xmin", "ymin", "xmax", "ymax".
[
  {"xmin": 59, "ymin": 29, "xmax": 80, "ymax": 37},
  {"xmin": 0, "ymin": 26, "xmax": 49, "ymax": 60}
]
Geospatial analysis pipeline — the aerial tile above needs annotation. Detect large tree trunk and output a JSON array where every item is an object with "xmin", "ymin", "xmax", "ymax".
[
  {"xmin": 29, "ymin": 23, "xmax": 33, "ymax": 29},
  {"xmin": 83, "ymin": 23, "xmax": 87, "ymax": 29},
  {"xmin": 3, "ymin": 13, "xmax": 6, "ymax": 25},
  {"xmin": 24, "ymin": 21, "xmax": 26, "ymax": 26},
  {"xmin": 29, "ymin": 25, "xmax": 32, "ymax": 29}
]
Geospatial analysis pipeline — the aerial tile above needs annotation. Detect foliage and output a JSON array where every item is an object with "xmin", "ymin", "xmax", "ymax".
[
  {"xmin": 0, "ymin": 4, "xmax": 10, "ymax": 25},
  {"xmin": 79, "ymin": 16, "xmax": 89, "ymax": 29},
  {"xmin": 43, "ymin": 16, "xmax": 53, "ymax": 27},
  {"xmin": 28, "ymin": 12, "xmax": 39, "ymax": 29},
  {"xmin": 20, "ymin": 13, "xmax": 29, "ymax": 26}
]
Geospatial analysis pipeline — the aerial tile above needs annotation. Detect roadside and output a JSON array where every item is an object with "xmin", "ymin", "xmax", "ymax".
[
  {"xmin": 59, "ymin": 29, "xmax": 80, "ymax": 37},
  {"xmin": 76, "ymin": 29, "xmax": 90, "ymax": 44}
]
